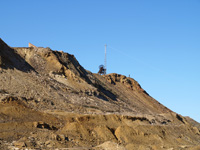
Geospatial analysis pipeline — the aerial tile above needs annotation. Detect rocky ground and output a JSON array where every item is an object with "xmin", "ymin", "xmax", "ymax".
[{"xmin": 0, "ymin": 38, "xmax": 200, "ymax": 149}]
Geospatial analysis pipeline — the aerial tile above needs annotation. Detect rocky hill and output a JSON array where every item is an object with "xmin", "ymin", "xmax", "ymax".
[{"xmin": 0, "ymin": 38, "xmax": 200, "ymax": 150}]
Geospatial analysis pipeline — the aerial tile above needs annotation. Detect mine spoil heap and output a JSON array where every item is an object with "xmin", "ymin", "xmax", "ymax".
[{"xmin": 0, "ymin": 38, "xmax": 200, "ymax": 150}]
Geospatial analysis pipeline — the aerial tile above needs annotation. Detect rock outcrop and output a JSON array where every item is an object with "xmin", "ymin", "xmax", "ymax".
[{"xmin": 0, "ymin": 38, "xmax": 199, "ymax": 149}]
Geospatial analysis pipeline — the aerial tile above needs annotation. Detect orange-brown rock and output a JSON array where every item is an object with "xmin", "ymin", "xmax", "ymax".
[{"xmin": 0, "ymin": 38, "xmax": 199, "ymax": 149}]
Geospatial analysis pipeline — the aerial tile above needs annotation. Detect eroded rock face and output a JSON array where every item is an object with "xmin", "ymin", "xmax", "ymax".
[
  {"xmin": 104, "ymin": 73, "xmax": 149, "ymax": 95},
  {"xmin": 0, "ymin": 39, "xmax": 200, "ymax": 149},
  {"xmin": 0, "ymin": 39, "xmax": 34, "ymax": 71}
]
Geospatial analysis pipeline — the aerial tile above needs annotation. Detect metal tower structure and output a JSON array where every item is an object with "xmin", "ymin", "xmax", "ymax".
[
  {"xmin": 98, "ymin": 44, "xmax": 107, "ymax": 75},
  {"xmin": 104, "ymin": 44, "xmax": 107, "ymax": 74}
]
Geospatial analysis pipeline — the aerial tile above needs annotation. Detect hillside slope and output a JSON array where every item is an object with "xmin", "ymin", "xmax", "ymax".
[{"xmin": 0, "ymin": 38, "xmax": 200, "ymax": 150}]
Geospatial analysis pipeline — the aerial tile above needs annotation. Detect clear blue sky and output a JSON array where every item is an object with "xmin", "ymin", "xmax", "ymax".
[{"xmin": 1, "ymin": 0, "xmax": 200, "ymax": 122}]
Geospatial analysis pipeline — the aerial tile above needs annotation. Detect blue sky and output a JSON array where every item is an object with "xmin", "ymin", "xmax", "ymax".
[{"xmin": 1, "ymin": 0, "xmax": 200, "ymax": 122}]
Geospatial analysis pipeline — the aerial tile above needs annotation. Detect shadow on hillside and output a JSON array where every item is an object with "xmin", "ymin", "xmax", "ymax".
[
  {"xmin": 0, "ymin": 39, "xmax": 35, "ymax": 72},
  {"xmin": 96, "ymin": 84, "xmax": 117, "ymax": 102},
  {"xmin": 53, "ymin": 51, "xmax": 93, "ymax": 85}
]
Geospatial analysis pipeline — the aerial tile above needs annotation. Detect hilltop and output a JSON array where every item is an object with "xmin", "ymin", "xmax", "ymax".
[{"xmin": 0, "ymin": 38, "xmax": 200, "ymax": 150}]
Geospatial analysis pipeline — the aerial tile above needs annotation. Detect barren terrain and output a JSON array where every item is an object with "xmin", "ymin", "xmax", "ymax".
[{"xmin": 0, "ymin": 38, "xmax": 200, "ymax": 149}]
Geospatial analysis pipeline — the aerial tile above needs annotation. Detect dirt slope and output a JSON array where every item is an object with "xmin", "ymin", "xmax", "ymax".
[{"xmin": 0, "ymin": 38, "xmax": 200, "ymax": 149}]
